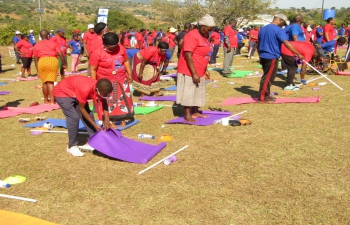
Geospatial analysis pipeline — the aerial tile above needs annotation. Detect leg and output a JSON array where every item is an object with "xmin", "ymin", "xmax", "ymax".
[
  {"xmin": 259, "ymin": 58, "xmax": 278, "ymax": 101},
  {"xmin": 222, "ymin": 47, "xmax": 232, "ymax": 74},
  {"xmin": 281, "ymin": 54, "xmax": 297, "ymax": 87},
  {"xmin": 250, "ymin": 42, "xmax": 257, "ymax": 57},
  {"xmin": 184, "ymin": 106, "xmax": 196, "ymax": 122},
  {"xmin": 80, "ymin": 103, "xmax": 97, "ymax": 137},
  {"xmin": 42, "ymin": 82, "xmax": 49, "ymax": 103},
  {"xmin": 15, "ymin": 50, "xmax": 21, "ymax": 64},
  {"xmin": 21, "ymin": 67, "xmax": 25, "ymax": 78},
  {"xmin": 47, "ymin": 82, "xmax": 55, "ymax": 104},
  {"xmin": 192, "ymin": 106, "xmax": 209, "ymax": 118}
]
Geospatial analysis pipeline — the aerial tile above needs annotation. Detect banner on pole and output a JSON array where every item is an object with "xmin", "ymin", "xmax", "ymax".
[{"xmin": 97, "ymin": 8, "xmax": 109, "ymax": 24}]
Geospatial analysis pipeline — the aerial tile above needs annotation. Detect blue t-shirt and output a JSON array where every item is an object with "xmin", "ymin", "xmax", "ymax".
[
  {"xmin": 68, "ymin": 40, "xmax": 81, "ymax": 54},
  {"xmin": 316, "ymin": 27, "xmax": 323, "ymax": 44},
  {"xmin": 165, "ymin": 49, "xmax": 171, "ymax": 60},
  {"xmin": 28, "ymin": 33, "xmax": 36, "ymax": 45},
  {"xmin": 339, "ymin": 27, "xmax": 345, "ymax": 36},
  {"xmin": 284, "ymin": 25, "xmax": 291, "ymax": 36},
  {"xmin": 157, "ymin": 31, "xmax": 162, "ymax": 38},
  {"xmin": 126, "ymin": 49, "xmax": 139, "ymax": 59},
  {"xmin": 321, "ymin": 40, "xmax": 336, "ymax": 53},
  {"xmin": 258, "ymin": 24, "xmax": 288, "ymax": 59},
  {"xmin": 348, "ymin": 30, "xmax": 350, "ymax": 43},
  {"xmin": 12, "ymin": 36, "xmax": 20, "ymax": 44},
  {"xmin": 219, "ymin": 31, "xmax": 224, "ymax": 41},
  {"xmin": 49, "ymin": 33, "xmax": 55, "ymax": 38},
  {"xmin": 289, "ymin": 24, "xmax": 305, "ymax": 41},
  {"xmin": 237, "ymin": 32, "xmax": 243, "ymax": 44}
]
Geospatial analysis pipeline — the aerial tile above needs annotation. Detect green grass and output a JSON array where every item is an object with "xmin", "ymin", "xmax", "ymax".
[{"xmin": 1, "ymin": 45, "xmax": 350, "ymax": 224}]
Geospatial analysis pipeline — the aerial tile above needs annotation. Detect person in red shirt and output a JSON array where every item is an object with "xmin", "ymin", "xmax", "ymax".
[
  {"xmin": 51, "ymin": 28, "xmax": 68, "ymax": 80},
  {"xmin": 176, "ymin": 14, "xmax": 216, "ymax": 122},
  {"xmin": 281, "ymin": 41, "xmax": 316, "ymax": 89},
  {"xmin": 131, "ymin": 42, "xmax": 169, "ymax": 97},
  {"xmin": 166, "ymin": 27, "xmax": 177, "ymax": 60},
  {"xmin": 33, "ymin": 30, "xmax": 66, "ymax": 105},
  {"xmin": 248, "ymin": 25, "xmax": 259, "ymax": 58},
  {"xmin": 90, "ymin": 32, "xmax": 134, "ymax": 127},
  {"xmin": 88, "ymin": 23, "xmax": 109, "ymax": 55},
  {"xmin": 209, "ymin": 27, "xmax": 221, "ymax": 65},
  {"xmin": 323, "ymin": 17, "xmax": 336, "ymax": 43},
  {"xmin": 222, "ymin": 19, "xmax": 238, "ymax": 75},
  {"xmin": 83, "ymin": 24, "xmax": 97, "ymax": 57},
  {"xmin": 302, "ymin": 22, "xmax": 311, "ymax": 43},
  {"xmin": 15, "ymin": 34, "xmax": 33, "ymax": 78},
  {"xmin": 135, "ymin": 29, "xmax": 146, "ymax": 50},
  {"xmin": 147, "ymin": 32, "xmax": 154, "ymax": 46},
  {"xmin": 54, "ymin": 76, "xmax": 113, "ymax": 157},
  {"xmin": 151, "ymin": 29, "xmax": 158, "ymax": 46},
  {"xmin": 120, "ymin": 32, "xmax": 132, "ymax": 49}
]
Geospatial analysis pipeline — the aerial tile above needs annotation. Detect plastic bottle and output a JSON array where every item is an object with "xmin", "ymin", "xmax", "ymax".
[
  {"xmin": 163, "ymin": 156, "xmax": 177, "ymax": 165},
  {"xmin": 138, "ymin": 134, "xmax": 155, "ymax": 139},
  {"xmin": 0, "ymin": 180, "xmax": 11, "ymax": 188}
]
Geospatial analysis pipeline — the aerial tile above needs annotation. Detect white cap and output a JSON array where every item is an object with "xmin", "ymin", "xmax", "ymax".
[
  {"xmin": 88, "ymin": 24, "xmax": 94, "ymax": 29},
  {"xmin": 50, "ymin": 29, "xmax": 54, "ymax": 32},
  {"xmin": 29, "ymin": 30, "xmax": 34, "ymax": 33},
  {"xmin": 15, "ymin": 31, "xmax": 21, "ymax": 34},
  {"xmin": 238, "ymin": 28, "xmax": 244, "ymax": 32},
  {"xmin": 198, "ymin": 14, "xmax": 216, "ymax": 27}
]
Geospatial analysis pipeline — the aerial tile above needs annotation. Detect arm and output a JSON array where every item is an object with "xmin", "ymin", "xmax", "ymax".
[
  {"xmin": 83, "ymin": 39, "xmax": 89, "ymax": 57},
  {"xmin": 292, "ymin": 35, "xmax": 298, "ymax": 41},
  {"xmin": 138, "ymin": 58, "xmax": 148, "ymax": 80},
  {"xmin": 283, "ymin": 40, "xmax": 304, "ymax": 60},
  {"xmin": 184, "ymin": 51, "xmax": 200, "ymax": 83},
  {"xmin": 124, "ymin": 59, "xmax": 133, "ymax": 83},
  {"xmin": 224, "ymin": 36, "xmax": 231, "ymax": 53},
  {"xmin": 14, "ymin": 46, "xmax": 24, "ymax": 56},
  {"xmin": 78, "ymin": 103, "xmax": 103, "ymax": 131},
  {"xmin": 324, "ymin": 32, "xmax": 330, "ymax": 42},
  {"xmin": 101, "ymin": 99, "xmax": 110, "ymax": 130},
  {"xmin": 178, "ymin": 39, "xmax": 184, "ymax": 50},
  {"xmin": 90, "ymin": 65, "xmax": 98, "ymax": 80},
  {"xmin": 57, "ymin": 52, "xmax": 67, "ymax": 70},
  {"xmin": 34, "ymin": 56, "xmax": 39, "ymax": 76}
]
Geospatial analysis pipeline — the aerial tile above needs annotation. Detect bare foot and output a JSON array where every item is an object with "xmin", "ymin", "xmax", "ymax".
[
  {"xmin": 184, "ymin": 116, "xmax": 197, "ymax": 123},
  {"xmin": 140, "ymin": 93, "xmax": 147, "ymax": 97},
  {"xmin": 110, "ymin": 123, "xmax": 118, "ymax": 129},
  {"xmin": 192, "ymin": 112, "xmax": 209, "ymax": 119},
  {"xmin": 153, "ymin": 92, "xmax": 164, "ymax": 96}
]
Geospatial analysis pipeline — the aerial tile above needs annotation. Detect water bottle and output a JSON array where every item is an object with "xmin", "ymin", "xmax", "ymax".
[
  {"xmin": 138, "ymin": 134, "xmax": 155, "ymax": 139},
  {"xmin": 0, "ymin": 180, "xmax": 11, "ymax": 188},
  {"xmin": 163, "ymin": 156, "xmax": 177, "ymax": 165}
]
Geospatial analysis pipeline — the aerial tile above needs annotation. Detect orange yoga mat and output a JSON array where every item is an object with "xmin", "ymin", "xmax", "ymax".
[{"xmin": 0, "ymin": 210, "xmax": 59, "ymax": 225}]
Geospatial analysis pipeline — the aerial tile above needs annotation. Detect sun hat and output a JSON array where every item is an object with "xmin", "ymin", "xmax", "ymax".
[
  {"xmin": 274, "ymin": 13, "xmax": 287, "ymax": 22},
  {"xmin": 29, "ymin": 30, "xmax": 34, "ymax": 33},
  {"xmin": 198, "ymin": 14, "xmax": 216, "ymax": 27},
  {"xmin": 88, "ymin": 24, "xmax": 94, "ymax": 29},
  {"xmin": 169, "ymin": 27, "xmax": 177, "ymax": 33},
  {"xmin": 238, "ymin": 28, "xmax": 244, "ymax": 32},
  {"xmin": 15, "ymin": 31, "xmax": 21, "ymax": 34}
]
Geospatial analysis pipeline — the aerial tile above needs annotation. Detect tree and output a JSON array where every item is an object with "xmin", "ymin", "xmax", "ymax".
[{"xmin": 100, "ymin": 9, "xmax": 145, "ymax": 30}]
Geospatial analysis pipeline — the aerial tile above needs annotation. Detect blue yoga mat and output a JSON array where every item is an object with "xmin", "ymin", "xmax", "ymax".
[
  {"xmin": 162, "ymin": 85, "xmax": 177, "ymax": 91},
  {"xmin": 0, "ymin": 82, "xmax": 8, "ymax": 86},
  {"xmin": 23, "ymin": 118, "xmax": 139, "ymax": 131}
]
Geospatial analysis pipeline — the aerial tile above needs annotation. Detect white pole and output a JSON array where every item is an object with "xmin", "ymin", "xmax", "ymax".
[
  {"xmin": 138, "ymin": 145, "xmax": 189, "ymax": 175},
  {"xmin": 304, "ymin": 61, "xmax": 343, "ymax": 90},
  {"xmin": 213, "ymin": 110, "xmax": 248, "ymax": 124},
  {"xmin": 0, "ymin": 193, "xmax": 37, "ymax": 203},
  {"xmin": 30, "ymin": 130, "xmax": 88, "ymax": 134},
  {"xmin": 38, "ymin": 0, "xmax": 42, "ymax": 30}
]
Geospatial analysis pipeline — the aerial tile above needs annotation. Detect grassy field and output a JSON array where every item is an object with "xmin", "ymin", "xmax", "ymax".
[{"xmin": 1, "ymin": 45, "xmax": 350, "ymax": 224}]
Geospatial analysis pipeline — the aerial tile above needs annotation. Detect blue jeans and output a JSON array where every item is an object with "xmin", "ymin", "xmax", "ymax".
[{"xmin": 209, "ymin": 44, "xmax": 220, "ymax": 64}]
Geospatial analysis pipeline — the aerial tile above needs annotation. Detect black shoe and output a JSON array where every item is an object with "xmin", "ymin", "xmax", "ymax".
[
  {"xmin": 16, "ymin": 62, "xmax": 21, "ymax": 64},
  {"xmin": 258, "ymin": 97, "xmax": 276, "ymax": 103}
]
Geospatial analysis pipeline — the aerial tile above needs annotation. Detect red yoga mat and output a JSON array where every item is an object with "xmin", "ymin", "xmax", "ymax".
[{"xmin": 221, "ymin": 96, "xmax": 322, "ymax": 105}]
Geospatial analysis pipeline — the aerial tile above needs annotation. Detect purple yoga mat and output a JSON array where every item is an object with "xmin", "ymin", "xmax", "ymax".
[
  {"xmin": 162, "ymin": 73, "xmax": 177, "ymax": 78},
  {"xmin": 221, "ymin": 96, "xmax": 322, "ymax": 105},
  {"xmin": 139, "ymin": 95, "xmax": 176, "ymax": 102},
  {"xmin": 166, "ymin": 110, "xmax": 231, "ymax": 126},
  {"xmin": 88, "ymin": 129, "xmax": 166, "ymax": 164},
  {"xmin": 0, "ymin": 91, "xmax": 11, "ymax": 95}
]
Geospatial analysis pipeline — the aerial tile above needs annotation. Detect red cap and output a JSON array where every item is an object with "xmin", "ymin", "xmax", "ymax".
[{"xmin": 74, "ymin": 29, "xmax": 80, "ymax": 33}]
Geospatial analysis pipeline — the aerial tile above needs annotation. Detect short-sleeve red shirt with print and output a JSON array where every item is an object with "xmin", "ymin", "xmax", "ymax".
[
  {"xmin": 33, "ymin": 39, "xmax": 60, "ymax": 58},
  {"xmin": 139, "ymin": 46, "xmax": 165, "ymax": 66},
  {"xmin": 223, "ymin": 25, "xmax": 238, "ymax": 48},
  {"xmin": 281, "ymin": 41, "xmax": 315, "ymax": 62},
  {"xmin": 50, "ymin": 35, "xmax": 68, "ymax": 56},
  {"xmin": 16, "ymin": 40, "xmax": 33, "ymax": 58}
]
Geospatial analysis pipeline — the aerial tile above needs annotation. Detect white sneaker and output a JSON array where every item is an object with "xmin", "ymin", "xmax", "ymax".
[
  {"xmin": 67, "ymin": 146, "xmax": 85, "ymax": 157},
  {"xmin": 78, "ymin": 143, "xmax": 95, "ymax": 151}
]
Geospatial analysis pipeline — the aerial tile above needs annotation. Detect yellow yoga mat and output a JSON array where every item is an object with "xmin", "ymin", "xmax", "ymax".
[{"xmin": 0, "ymin": 210, "xmax": 59, "ymax": 225}]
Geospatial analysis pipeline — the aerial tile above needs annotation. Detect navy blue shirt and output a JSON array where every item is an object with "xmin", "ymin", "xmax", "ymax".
[
  {"xmin": 258, "ymin": 24, "xmax": 288, "ymax": 59},
  {"xmin": 68, "ymin": 40, "xmax": 81, "ymax": 54},
  {"xmin": 316, "ymin": 27, "xmax": 323, "ymax": 44},
  {"xmin": 289, "ymin": 24, "xmax": 305, "ymax": 41}
]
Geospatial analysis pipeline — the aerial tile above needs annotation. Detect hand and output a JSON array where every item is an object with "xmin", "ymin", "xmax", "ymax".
[
  {"xmin": 192, "ymin": 73, "xmax": 200, "ymax": 83},
  {"xmin": 205, "ymin": 70, "xmax": 210, "ymax": 80},
  {"xmin": 227, "ymin": 47, "xmax": 231, "ymax": 53},
  {"xmin": 62, "ymin": 65, "xmax": 67, "ymax": 70},
  {"xmin": 127, "ymin": 76, "xmax": 133, "ymax": 83},
  {"xmin": 86, "ymin": 52, "xmax": 90, "ymax": 58},
  {"xmin": 153, "ymin": 71, "xmax": 159, "ymax": 81},
  {"xmin": 297, "ymin": 54, "xmax": 304, "ymax": 61},
  {"xmin": 138, "ymin": 73, "xmax": 143, "ymax": 80},
  {"xmin": 103, "ymin": 120, "xmax": 111, "ymax": 130},
  {"xmin": 94, "ymin": 124, "xmax": 102, "ymax": 131}
]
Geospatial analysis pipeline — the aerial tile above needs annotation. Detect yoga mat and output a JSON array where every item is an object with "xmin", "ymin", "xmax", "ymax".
[
  {"xmin": 0, "ymin": 104, "xmax": 60, "ymax": 119},
  {"xmin": 0, "ymin": 210, "xmax": 59, "ymax": 225},
  {"xmin": 166, "ymin": 110, "xmax": 232, "ymax": 126},
  {"xmin": 221, "ymin": 96, "xmax": 322, "ymax": 105},
  {"xmin": 336, "ymin": 71, "xmax": 350, "ymax": 76},
  {"xmin": 161, "ymin": 85, "xmax": 177, "ymax": 91},
  {"xmin": 277, "ymin": 68, "xmax": 301, "ymax": 75},
  {"xmin": 16, "ymin": 76, "xmax": 39, "ymax": 81},
  {"xmin": 226, "ymin": 70, "xmax": 254, "ymax": 78},
  {"xmin": 161, "ymin": 73, "xmax": 177, "ymax": 78},
  {"xmin": 0, "ymin": 82, "xmax": 8, "ymax": 86},
  {"xmin": 23, "ymin": 118, "xmax": 139, "ymax": 131},
  {"xmin": 134, "ymin": 106, "xmax": 163, "ymax": 115},
  {"xmin": 139, "ymin": 95, "xmax": 176, "ymax": 102},
  {"xmin": 65, "ymin": 70, "xmax": 87, "ymax": 75},
  {"xmin": 208, "ymin": 67, "xmax": 222, "ymax": 71},
  {"xmin": 0, "ymin": 91, "xmax": 11, "ymax": 95},
  {"xmin": 168, "ymin": 62, "xmax": 177, "ymax": 67},
  {"xmin": 167, "ymin": 66, "xmax": 175, "ymax": 70},
  {"xmin": 88, "ymin": 129, "xmax": 166, "ymax": 164}
]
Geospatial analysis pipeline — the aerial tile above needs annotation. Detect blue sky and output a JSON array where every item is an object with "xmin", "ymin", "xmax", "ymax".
[{"xmin": 272, "ymin": 0, "xmax": 348, "ymax": 9}]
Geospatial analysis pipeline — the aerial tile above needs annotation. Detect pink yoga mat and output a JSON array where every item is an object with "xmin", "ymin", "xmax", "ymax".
[
  {"xmin": 336, "ymin": 71, "xmax": 350, "ymax": 76},
  {"xmin": 65, "ymin": 70, "xmax": 88, "ymax": 75},
  {"xmin": 0, "ymin": 91, "xmax": 11, "ymax": 95},
  {"xmin": 0, "ymin": 104, "xmax": 60, "ymax": 119},
  {"xmin": 139, "ymin": 95, "xmax": 176, "ymax": 102},
  {"xmin": 16, "ymin": 77, "xmax": 39, "ymax": 81},
  {"xmin": 221, "ymin": 96, "xmax": 322, "ymax": 105}
]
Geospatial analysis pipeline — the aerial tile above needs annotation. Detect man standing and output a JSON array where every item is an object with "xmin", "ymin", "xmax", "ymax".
[
  {"xmin": 135, "ymin": 29, "xmax": 146, "ymax": 49},
  {"xmin": 289, "ymin": 14, "xmax": 305, "ymax": 41},
  {"xmin": 315, "ymin": 22, "xmax": 324, "ymax": 44},
  {"xmin": 302, "ymin": 22, "xmax": 311, "ymax": 43},
  {"xmin": 49, "ymin": 30, "xmax": 55, "ymax": 38},
  {"xmin": 51, "ymin": 28, "xmax": 68, "ymax": 80},
  {"xmin": 222, "ymin": 19, "xmax": 238, "ymax": 76},
  {"xmin": 323, "ymin": 17, "xmax": 336, "ymax": 43},
  {"xmin": 339, "ymin": 24, "xmax": 345, "ymax": 36},
  {"xmin": 12, "ymin": 31, "xmax": 22, "ymax": 64},
  {"xmin": 166, "ymin": 27, "xmax": 177, "ymax": 60},
  {"xmin": 248, "ymin": 25, "xmax": 259, "ymax": 58},
  {"xmin": 174, "ymin": 23, "xmax": 191, "ymax": 59},
  {"xmin": 257, "ymin": 14, "xmax": 304, "ymax": 103},
  {"xmin": 28, "ymin": 30, "xmax": 36, "ymax": 46},
  {"xmin": 83, "ymin": 24, "xmax": 97, "ymax": 58}
]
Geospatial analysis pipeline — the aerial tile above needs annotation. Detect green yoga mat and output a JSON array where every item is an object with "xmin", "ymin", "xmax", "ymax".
[
  {"xmin": 226, "ymin": 70, "xmax": 254, "ymax": 78},
  {"xmin": 134, "ymin": 105, "xmax": 164, "ymax": 115},
  {"xmin": 254, "ymin": 65, "xmax": 262, "ymax": 68}
]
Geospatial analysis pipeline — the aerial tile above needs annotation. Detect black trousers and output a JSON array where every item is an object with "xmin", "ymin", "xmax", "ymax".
[
  {"xmin": 209, "ymin": 44, "xmax": 220, "ymax": 64},
  {"xmin": 259, "ymin": 58, "xmax": 278, "ymax": 101},
  {"xmin": 281, "ymin": 54, "xmax": 298, "ymax": 86},
  {"xmin": 235, "ymin": 43, "xmax": 244, "ymax": 55}
]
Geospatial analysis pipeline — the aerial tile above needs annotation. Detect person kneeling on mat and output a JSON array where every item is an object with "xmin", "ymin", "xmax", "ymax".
[
  {"xmin": 54, "ymin": 76, "xmax": 113, "ymax": 157},
  {"xmin": 281, "ymin": 41, "xmax": 317, "ymax": 90}
]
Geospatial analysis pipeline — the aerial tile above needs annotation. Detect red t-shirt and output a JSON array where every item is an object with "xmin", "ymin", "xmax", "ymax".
[
  {"xmin": 281, "ymin": 41, "xmax": 315, "ymax": 62},
  {"xmin": 151, "ymin": 30, "xmax": 157, "ymax": 38},
  {"xmin": 167, "ymin": 33, "xmax": 176, "ymax": 47},
  {"xmin": 16, "ymin": 40, "xmax": 33, "ymax": 58},
  {"xmin": 210, "ymin": 32, "xmax": 220, "ymax": 45},
  {"xmin": 54, "ymin": 76, "xmax": 97, "ymax": 104},
  {"xmin": 161, "ymin": 36, "xmax": 170, "ymax": 43},
  {"xmin": 135, "ymin": 32, "xmax": 145, "ymax": 49},
  {"xmin": 223, "ymin": 25, "xmax": 238, "ymax": 48},
  {"xmin": 123, "ymin": 38, "xmax": 131, "ymax": 48},
  {"xmin": 249, "ymin": 29, "xmax": 259, "ymax": 42},
  {"xmin": 177, "ymin": 29, "xmax": 213, "ymax": 77},
  {"xmin": 33, "ymin": 39, "xmax": 60, "ymax": 58},
  {"xmin": 83, "ymin": 32, "xmax": 97, "ymax": 44},
  {"xmin": 147, "ymin": 35, "xmax": 153, "ymax": 45},
  {"xmin": 90, "ymin": 44, "xmax": 128, "ymax": 80},
  {"xmin": 139, "ymin": 46, "xmax": 165, "ymax": 66},
  {"xmin": 323, "ymin": 24, "xmax": 336, "ymax": 42},
  {"xmin": 88, "ymin": 36, "xmax": 103, "ymax": 54},
  {"xmin": 302, "ymin": 27, "xmax": 311, "ymax": 43},
  {"xmin": 51, "ymin": 35, "xmax": 68, "ymax": 56}
]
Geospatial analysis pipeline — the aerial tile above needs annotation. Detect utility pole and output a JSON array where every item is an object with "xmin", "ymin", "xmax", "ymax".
[
  {"xmin": 39, "ymin": 0, "xmax": 42, "ymax": 30},
  {"xmin": 321, "ymin": 0, "xmax": 324, "ymax": 20}
]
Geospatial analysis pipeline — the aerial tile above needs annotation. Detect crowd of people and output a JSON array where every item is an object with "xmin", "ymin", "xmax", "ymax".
[{"xmin": 7, "ymin": 13, "xmax": 350, "ymax": 156}]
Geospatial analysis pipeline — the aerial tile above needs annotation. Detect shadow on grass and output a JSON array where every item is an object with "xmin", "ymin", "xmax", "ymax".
[
  {"xmin": 0, "ymin": 98, "xmax": 24, "ymax": 110},
  {"xmin": 0, "ymin": 68, "xmax": 15, "ymax": 73},
  {"xmin": 92, "ymin": 150, "xmax": 125, "ymax": 162},
  {"xmin": 234, "ymin": 85, "xmax": 259, "ymax": 97}
]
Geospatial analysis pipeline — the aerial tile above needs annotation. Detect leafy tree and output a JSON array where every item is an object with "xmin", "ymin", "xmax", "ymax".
[{"xmin": 99, "ymin": 9, "xmax": 145, "ymax": 30}]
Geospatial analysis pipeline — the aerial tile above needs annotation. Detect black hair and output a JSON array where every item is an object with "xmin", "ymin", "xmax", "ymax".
[
  {"xmin": 72, "ymin": 33, "xmax": 79, "ymax": 38},
  {"xmin": 337, "ymin": 37, "xmax": 347, "ymax": 45},
  {"xmin": 120, "ymin": 32, "xmax": 126, "ymax": 46},
  {"xmin": 96, "ymin": 78, "xmax": 113, "ymax": 94},
  {"xmin": 184, "ymin": 23, "xmax": 191, "ymax": 29},
  {"xmin": 21, "ymin": 34, "xmax": 28, "ymax": 39},
  {"xmin": 140, "ymin": 29, "xmax": 146, "ymax": 32},
  {"xmin": 326, "ymin": 17, "xmax": 333, "ymax": 23},
  {"xmin": 94, "ymin": 22, "xmax": 107, "ymax": 34},
  {"xmin": 157, "ymin": 41, "xmax": 169, "ymax": 49},
  {"xmin": 102, "ymin": 32, "xmax": 119, "ymax": 45},
  {"xmin": 148, "ymin": 32, "xmax": 152, "ymax": 35}
]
